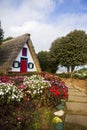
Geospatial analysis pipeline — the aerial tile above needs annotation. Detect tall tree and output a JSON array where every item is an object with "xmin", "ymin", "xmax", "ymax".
[
  {"xmin": 37, "ymin": 51, "xmax": 58, "ymax": 73},
  {"xmin": 0, "ymin": 21, "xmax": 4, "ymax": 45},
  {"xmin": 37, "ymin": 51, "xmax": 50, "ymax": 72},
  {"xmin": 50, "ymin": 30, "xmax": 87, "ymax": 73}
]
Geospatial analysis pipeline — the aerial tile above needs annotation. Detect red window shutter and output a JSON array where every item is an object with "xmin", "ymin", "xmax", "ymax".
[{"xmin": 22, "ymin": 48, "xmax": 27, "ymax": 56}]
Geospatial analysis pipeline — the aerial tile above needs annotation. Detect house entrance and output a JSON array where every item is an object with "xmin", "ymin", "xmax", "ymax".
[{"xmin": 20, "ymin": 58, "xmax": 27, "ymax": 73}]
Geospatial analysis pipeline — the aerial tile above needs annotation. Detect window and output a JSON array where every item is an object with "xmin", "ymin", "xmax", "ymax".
[
  {"xmin": 12, "ymin": 61, "xmax": 20, "ymax": 68},
  {"xmin": 22, "ymin": 47, "xmax": 27, "ymax": 56},
  {"xmin": 28, "ymin": 63, "xmax": 34, "ymax": 69}
]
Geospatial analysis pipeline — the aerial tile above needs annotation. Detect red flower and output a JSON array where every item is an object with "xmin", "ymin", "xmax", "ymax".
[
  {"xmin": 50, "ymin": 86, "xmax": 56, "ymax": 93},
  {"xmin": 55, "ymin": 90, "xmax": 60, "ymax": 96}
]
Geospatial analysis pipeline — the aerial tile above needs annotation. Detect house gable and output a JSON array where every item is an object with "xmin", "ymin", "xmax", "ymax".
[
  {"xmin": 11, "ymin": 43, "xmax": 37, "ymax": 72},
  {"xmin": 0, "ymin": 33, "xmax": 41, "ymax": 74}
]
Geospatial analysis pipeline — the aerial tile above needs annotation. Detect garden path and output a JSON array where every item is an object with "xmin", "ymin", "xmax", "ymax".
[{"xmin": 65, "ymin": 82, "xmax": 87, "ymax": 127}]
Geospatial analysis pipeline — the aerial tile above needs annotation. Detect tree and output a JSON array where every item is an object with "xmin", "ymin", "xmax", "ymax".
[
  {"xmin": 3, "ymin": 36, "xmax": 13, "ymax": 42},
  {"xmin": 37, "ymin": 51, "xmax": 58, "ymax": 73},
  {"xmin": 37, "ymin": 51, "xmax": 50, "ymax": 72},
  {"xmin": 0, "ymin": 21, "xmax": 4, "ymax": 45},
  {"xmin": 50, "ymin": 30, "xmax": 87, "ymax": 73}
]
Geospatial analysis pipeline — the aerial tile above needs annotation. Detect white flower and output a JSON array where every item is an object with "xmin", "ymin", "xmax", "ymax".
[
  {"xmin": 40, "ymin": 90, "xmax": 43, "ymax": 93},
  {"xmin": 6, "ymin": 90, "xmax": 9, "ymax": 93},
  {"xmin": 33, "ymin": 90, "xmax": 37, "ymax": 94},
  {"xmin": 12, "ymin": 96, "xmax": 15, "ymax": 99},
  {"xmin": 0, "ymin": 91, "xmax": 4, "ymax": 95},
  {"xmin": 41, "ymin": 86, "xmax": 44, "ymax": 89},
  {"xmin": 0, "ymin": 82, "xmax": 24, "ymax": 103}
]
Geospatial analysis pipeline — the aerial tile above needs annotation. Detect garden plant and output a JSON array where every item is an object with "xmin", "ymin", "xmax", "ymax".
[{"xmin": 0, "ymin": 72, "xmax": 68, "ymax": 130}]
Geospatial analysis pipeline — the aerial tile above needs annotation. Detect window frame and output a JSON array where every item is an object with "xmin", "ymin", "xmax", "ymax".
[
  {"xmin": 28, "ymin": 62, "xmax": 34, "ymax": 69},
  {"xmin": 12, "ymin": 61, "xmax": 20, "ymax": 68}
]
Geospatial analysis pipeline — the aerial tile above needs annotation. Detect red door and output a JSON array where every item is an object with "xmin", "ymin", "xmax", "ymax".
[{"xmin": 20, "ymin": 58, "xmax": 27, "ymax": 73}]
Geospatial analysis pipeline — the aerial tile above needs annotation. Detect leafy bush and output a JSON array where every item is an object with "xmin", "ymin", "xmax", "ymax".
[
  {"xmin": 0, "ymin": 83, "xmax": 24, "ymax": 104},
  {"xmin": 0, "ymin": 73, "xmax": 68, "ymax": 129},
  {"xmin": 41, "ymin": 73, "xmax": 68, "ymax": 107},
  {"xmin": 57, "ymin": 73, "xmax": 71, "ymax": 78},
  {"xmin": 23, "ymin": 75, "xmax": 51, "ymax": 99},
  {"xmin": 72, "ymin": 69, "xmax": 87, "ymax": 79}
]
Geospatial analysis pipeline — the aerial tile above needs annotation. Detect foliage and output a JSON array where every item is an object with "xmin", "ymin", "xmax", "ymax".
[
  {"xmin": 0, "ymin": 76, "xmax": 15, "ymax": 83},
  {"xmin": 37, "ymin": 51, "xmax": 53, "ymax": 72},
  {"xmin": 37, "ymin": 51, "xmax": 58, "ymax": 73},
  {"xmin": 0, "ymin": 83, "xmax": 24, "ymax": 104},
  {"xmin": 0, "ymin": 76, "xmax": 25, "ymax": 86},
  {"xmin": 77, "ymin": 68, "xmax": 87, "ymax": 73},
  {"xmin": 31, "ymin": 110, "xmax": 41, "ymax": 130},
  {"xmin": 0, "ymin": 73, "xmax": 68, "ymax": 129},
  {"xmin": 57, "ymin": 73, "xmax": 71, "ymax": 78},
  {"xmin": 23, "ymin": 75, "xmax": 51, "ymax": 99},
  {"xmin": 15, "ymin": 101, "xmax": 35, "ymax": 130},
  {"xmin": 0, "ymin": 76, "xmax": 36, "ymax": 130},
  {"xmin": 50, "ymin": 30, "xmax": 87, "ymax": 73},
  {"xmin": 0, "ymin": 21, "xmax": 4, "ymax": 45},
  {"xmin": 41, "ymin": 73, "xmax": 68, "ymax": 107},
  {"xmin": 72, "ymin": 69, "xmax": 87, "ymax": 79},
  {"xmin": 0, "ymin": 99, "xmax": 36, "ymax": 130},
  {"xmin": 3, "ymin": 36, "xmax": 13, "ymax": 42}
]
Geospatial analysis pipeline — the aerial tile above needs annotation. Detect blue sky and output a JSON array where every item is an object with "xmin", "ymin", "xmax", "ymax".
[{"xmin": 0, "ymin": 0, "xmax": 87, "ymax": 52}]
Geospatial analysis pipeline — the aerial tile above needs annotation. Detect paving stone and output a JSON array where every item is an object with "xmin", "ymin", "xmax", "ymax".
[
  {"xmin": 66, "ymin": 102, "xmax": 87, "ymax": 112},
  {"xmin": 65, "ymin": 83, "xmax": 87, "ymax": 127},
  {"xmin": 68, "ymin": 95, "xmax": 87, "ymax": 103},
  {"xmin": 65, "ymin": 114, "xmax": 87, "ymax": 127},
  {"xmin": 68, "ymin": 88, "xmax": 87, "ymax": 96}
]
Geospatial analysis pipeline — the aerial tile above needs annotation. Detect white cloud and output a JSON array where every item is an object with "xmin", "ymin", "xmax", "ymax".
[
  {"xmin": 9, "ymin": 12, "xmax": 87, "ymax": 52},
  {"xmin": 0, "ymin": 0, "xmax": 87, "ymax": 52}
]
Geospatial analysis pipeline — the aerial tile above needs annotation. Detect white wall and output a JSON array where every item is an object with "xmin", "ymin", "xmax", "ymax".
[{"xmin": 11, "ymin": 43, "xmax": 37, "ymax": 72}]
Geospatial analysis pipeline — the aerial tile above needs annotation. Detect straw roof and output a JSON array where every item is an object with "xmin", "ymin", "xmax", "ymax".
[{"xmin": 0, "ymin": 33, "xmax": 41, "ymax": 73}]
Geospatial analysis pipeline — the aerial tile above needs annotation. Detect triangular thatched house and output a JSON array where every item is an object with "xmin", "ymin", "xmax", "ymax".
[{"xmin": 0, "ymin": 33, "xmax": 41, "ymax": 74}]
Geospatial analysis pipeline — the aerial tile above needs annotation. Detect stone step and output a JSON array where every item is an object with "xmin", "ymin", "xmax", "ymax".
[
  {"xmin": 68, "ymin": 88, "xmax": 87, "ymax": 97},
  {"xmin": 66, "ymin": 110, "xmax": 87, "ymax": 115},
  {"xmin": 68, "ymin": 95, "xmax": 87, "ymax": 103},
  {"xmin": 65, "ymin": 114, "xmax": 87, "ymax": 127},
  {"xmin": 66, "ymin": 102, "xmax": 87, "ymax": 112}
]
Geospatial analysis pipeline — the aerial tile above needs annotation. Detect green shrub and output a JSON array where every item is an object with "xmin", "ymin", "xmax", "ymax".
[
  {"xmin": 57, "ymin": 73, "xmax": 71, "ymax": 78},
  {"xmin": 72, "ymin": 71, "xmax": 87, "ymax": 79}
]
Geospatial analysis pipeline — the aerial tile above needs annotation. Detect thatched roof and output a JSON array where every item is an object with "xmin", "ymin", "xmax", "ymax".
[{"xmin": 0, "ymin": 33, "xmax": 41, "ymax": 73}]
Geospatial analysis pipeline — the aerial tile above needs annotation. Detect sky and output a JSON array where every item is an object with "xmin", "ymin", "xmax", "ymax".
[{"xmin": 0, "ymin": 0, "xmax": 87, "ymax": 52}]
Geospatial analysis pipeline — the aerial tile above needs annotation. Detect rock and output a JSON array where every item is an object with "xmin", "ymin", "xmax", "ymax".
[
  {"xmin": 56, "ymin": 104, "xmax": 65, "ymax": 110},
  {"xmin": 54, "ymin": 110, "xmax": 65, "ymax": 117},
  {"xmin": 55, "ymin": 122, "xmax": 63, "ymax": 130},
  {"xmin": 52, "ymin": 117, "xmax": 62, "ymax": 124}
]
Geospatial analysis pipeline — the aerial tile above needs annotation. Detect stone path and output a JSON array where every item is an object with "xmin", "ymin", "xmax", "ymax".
[{"xmin": 65, "ymin": 83, "xmax": 87, "ymax": 127}]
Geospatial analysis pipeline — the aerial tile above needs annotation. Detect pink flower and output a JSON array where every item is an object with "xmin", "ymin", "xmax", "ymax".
[
  {"xmin": 18, "ymin": 84, "xmax": 25, "ymax": 89},
  {"xmin": 17, "ymin": 116, "xmax": 22, "ymax": 121}
]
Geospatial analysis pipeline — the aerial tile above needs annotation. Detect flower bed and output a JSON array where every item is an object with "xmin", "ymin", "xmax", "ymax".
[
  {"xmin": 41, "ymin": 73, "xmax": 68, "ymax": 107},
  {"xmin": 0, "ymin": 73, "xmax": 68, "ymax": 130}
]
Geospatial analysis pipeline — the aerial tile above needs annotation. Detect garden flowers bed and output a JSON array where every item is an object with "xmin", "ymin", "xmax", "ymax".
[{"xmin": 0, "ymin": 73, "xmax": 68, "ymax": 130}]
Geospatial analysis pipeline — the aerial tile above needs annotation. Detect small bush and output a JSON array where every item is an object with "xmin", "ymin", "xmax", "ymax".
[
  {"xmin": 72, "ymin": 71, "xmax": 87, "ymax": 79},
  {"xmin": 57, "ymin": 73, "xmax": 71, "ymax": 78}
]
